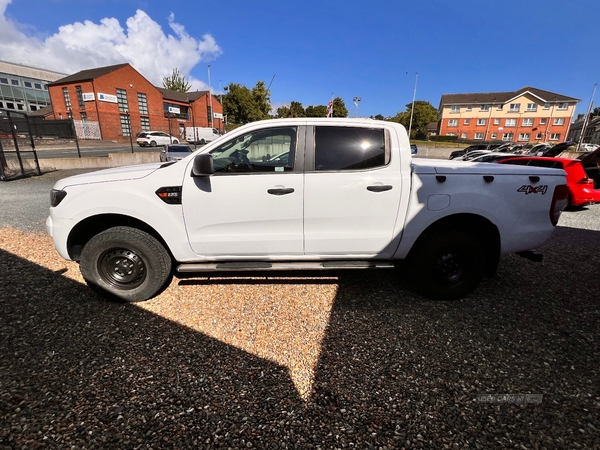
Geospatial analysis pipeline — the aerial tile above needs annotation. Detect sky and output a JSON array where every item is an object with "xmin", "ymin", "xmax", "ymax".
[{"xmin": 0, "ymin": 0, "xmax": 599, "ymax": 118}]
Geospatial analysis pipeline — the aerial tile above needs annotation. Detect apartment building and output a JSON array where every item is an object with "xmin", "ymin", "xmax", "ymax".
[
  {"xmin": 47, "ymin": 63, "xmax": 222, "ymax": 142},
  {"xmin": 438, "ymin": 87, "xmax": 579, "ymax": 143}
]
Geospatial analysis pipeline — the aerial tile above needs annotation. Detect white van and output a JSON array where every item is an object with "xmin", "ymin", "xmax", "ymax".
[{"xmin": 186, "ymin": 127, "xmax": 220, "ymax": 145}]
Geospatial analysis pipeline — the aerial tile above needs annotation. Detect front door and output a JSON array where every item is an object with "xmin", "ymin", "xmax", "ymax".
[{"xmin": 182, "ymin": 126, "xmax": 304, "ymax": 258}]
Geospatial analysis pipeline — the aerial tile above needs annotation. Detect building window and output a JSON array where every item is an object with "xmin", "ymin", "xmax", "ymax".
[
  {"xmin": 34, "ymin": 83, "xmax": 42, "ymax": 90},
  {"xmin": 11, "ymin": 79, "xmax": 19, "ymax": 86},
  {"xmin": 116, "ymin": 88, "xmax": 129, "ymax": 113},
  {"xmin": 539, "ymin": 118, "xmax": 547, "ymax": 125},
  {"xmin": 24, "ymin": 81, "xmax": 32, "ymax": 88},
  {"xmin": 496, "ymin": 104, "xmax": 503, "ymax": 110},
  {"xmin": 474, "ymin": 132, "xmax": 484, "ymax": 140},
  {"xmin": 120, "ymin": 114, "xmax": 132, "ymax": 137},
  {"xmin": 536, "ymin": 133, "xmax": 543, "ymax": 140},
  {"xmin": 493, "ymin": 118, "xmax": 500, "ymax": 125},
  {"xmin": 480, "ymin": 104, "xmax": 490, "ymax": 111},
  {"xmin": 0, "ymin": 77, "xmax": 8, "ymax": 84},
  {"xmin": 519, "ymin": 133, "xmax": 530, "ymax": 141},
  {"xmin": 76, "ymin": 85, "xmax": 85, "ymax": 110},
  {"xmin": 502, "ymin": 133, "xmax": 514, "ymax": 141},
  {"xmin": 491, "ymin": 133, "xmax": 497, "ymax": 139},
  {"xmin": 207, "ymin": 105, "xmax": 213, "ymax": 125},
  {"xmin": 30, "ymin": 105, "xmax": 37, "ymax": 111},
  {"xmin": 140, "ymin": 116, "xmax": 150, "ymax": 132},
  {"xmin": 477, "ymin": 118, "xmax": 486, "ymax": 126},
  {"xmin": 526, "ymin": 103, "xmax": 537, "ymax": 112},
  {"xmin": 522, "ymin": 118, "xmax": 534, "ymax": 126},
  {"xmin": 448, "ymin": 119, "xmax": 458, "ymax": 127},
  {"xmin": 137, "ymin": 93, "xmax": 149, "ymax": 115},
  {"xmin": 543, "ymin": 103, "xmax": 550, "ymax": 109},
  {"xmin": 17, "ymin": 104, "xmax": 24, "ymax": 111},
  {"xmin": 557, "ymin": 103, "xmax": 568, "ymax": 110},
  {"xmin": 463, "ymin": 119, "xmax": 470, "ymax": 125},
  {"xmin": 509, "ymin": 104, "xmax": 520, "ymax": 112},
  {"xmin": 553, "ymin": 118, "xmax": 565, "ymax": 125},
  {"xmin": 466, "ymin": 105, "xmax": 472, "ymax": 111},
  {"xmin": 550, "ymin": 133, "xmax": 561, "ymax": 140},
  {"xmin": 62, "ymin": 87, "xmax": 72, "ymax": 110},
  {"xmin": 461, "ymin": 132, "xmax": 467, "ymax": 139},
  {"xmin": 6, "ymin": 102, "xmax": 15, "ymax": 109},
  {"xmin": 450, "ymin": 105, "xmax": 460, "ymax": 113},
  {"xmin": 505, "ymin": 118, "xmax": 517, "ymax": 127}
]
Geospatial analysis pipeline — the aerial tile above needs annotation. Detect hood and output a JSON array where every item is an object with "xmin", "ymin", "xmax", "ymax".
[{"xmin": 54, "ymin": 162, "xmax": 164, "ymax": 190}]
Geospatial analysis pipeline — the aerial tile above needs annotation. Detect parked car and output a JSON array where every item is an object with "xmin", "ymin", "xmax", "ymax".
[
  {"xmin": 160, "ymin": 144, "xmax": 194, "ymax": 162},
  {"xmin": 448, "ymin": 143, "xmax": 502, "ymax": 160},
  {"xmin": 525, "ymin": 141, "xmax": 577, "ymax": 158},
  {"xmin": 499, "ymin": 156, "xmax": 600, "ymax": 207},
  {"xmin": 410, "ymin": 144, "xmax": 418, "ymax": 155},
  {"xmin": 469, "ymin": 152, "xmax": 524, "ymax": 163},
  {"xmin": 136, "ymin": 131, "xmax": 179, "ymax": 147}
]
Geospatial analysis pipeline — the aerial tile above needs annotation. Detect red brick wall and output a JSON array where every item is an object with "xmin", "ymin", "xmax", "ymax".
[{"xmin": 49, "ymin": 64, "xmax": 223, "ymax": 142}]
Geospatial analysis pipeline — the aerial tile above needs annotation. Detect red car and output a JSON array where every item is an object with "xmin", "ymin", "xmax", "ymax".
[{"xmin": 499, "ymin": 155, "xmax": 600, "ymax": 207}]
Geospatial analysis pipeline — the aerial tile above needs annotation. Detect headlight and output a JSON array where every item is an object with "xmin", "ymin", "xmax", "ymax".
[{"xmin": 50, "ymin": 189, "xmax": 67, "ymax": 207}]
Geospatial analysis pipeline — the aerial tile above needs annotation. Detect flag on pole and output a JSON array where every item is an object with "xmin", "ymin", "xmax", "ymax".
[{"xmin": 327, "ymin": 96, "xmax": 333, "ymax": 118}]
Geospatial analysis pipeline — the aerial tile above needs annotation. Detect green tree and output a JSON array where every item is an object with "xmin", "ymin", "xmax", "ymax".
[
  {"xmin": 276, "ymin": 101, "xmax": 306, "ymax": 118},
  {"xmin": 162, "ymin": 68, "xmax": 191, "ymax": 93},
  {"xmin": 222, "ymin": 81, "xmax": 272, "ymax": 124},
  {"xmin": 331, "ymin": 97, "xmax": 348, "ymax": 118},
  {"xmin": 306, "ymin": 105, "xmax": 328, "ymax": 117},
  {"xmin": 389, "ymin": 100, "xmax": 438, "ymax": 139}
]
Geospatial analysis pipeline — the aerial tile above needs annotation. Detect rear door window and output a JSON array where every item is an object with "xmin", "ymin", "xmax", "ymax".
[{"xmin": 314, "ymin": 126, "xmax": 388, "ymax": 171}]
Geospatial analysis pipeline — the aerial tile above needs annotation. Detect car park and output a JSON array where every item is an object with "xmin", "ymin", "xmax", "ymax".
[
  {"xmin": 136, "ymin": 131, "xmax": 179, "ymax": 147},
  {"xmin": 448, "ymin": 143, "xmax": 502, "ymax": 160},
  {"xmin": 499, "ymin": 156, "xmax": 600, "ymax": 207},
  {"xmin": 160, "ymin": 144, "xmax": 194, "ymax": 162}
]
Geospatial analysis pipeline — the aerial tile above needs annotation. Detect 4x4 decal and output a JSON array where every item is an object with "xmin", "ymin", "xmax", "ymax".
[{"xmin": 518, "ymin": 185, "xmax": 548, "ymax": 195}]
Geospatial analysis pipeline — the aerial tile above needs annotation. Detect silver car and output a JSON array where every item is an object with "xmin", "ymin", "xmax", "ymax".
[{"xmin": 160, "ymin": 144, "xmax": 194, "ymax": 162}]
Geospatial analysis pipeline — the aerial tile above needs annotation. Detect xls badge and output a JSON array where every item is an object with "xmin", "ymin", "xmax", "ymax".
[{"xmin": 518, "ymin": 185, "xmax": 548, "ymax": 195}]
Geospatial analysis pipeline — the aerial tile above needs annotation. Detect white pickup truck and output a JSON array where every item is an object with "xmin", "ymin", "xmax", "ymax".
[{"xmin": 46, "ymin": 118, "xmax": 569, "ymax": 302}]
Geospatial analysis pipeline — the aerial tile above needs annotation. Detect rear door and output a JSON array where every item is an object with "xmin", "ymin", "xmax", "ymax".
[{"xmin": 303, "ymin": 124, "xmax": 403, "ymax": 257}]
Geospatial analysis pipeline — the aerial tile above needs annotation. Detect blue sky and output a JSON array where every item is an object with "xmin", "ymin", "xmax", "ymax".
[{"xmin": 1, "ymin": 0, "xmax": 599, "ymax": 118}]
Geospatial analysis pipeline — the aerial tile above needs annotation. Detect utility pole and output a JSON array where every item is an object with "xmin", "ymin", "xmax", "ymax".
[
  {"xmin": 208, "ymin": 65, "xmax": 213, "ymax": 128},
  {"xmin": 408, "ymin": 72, "xmax": 418, "ymax": 140}
]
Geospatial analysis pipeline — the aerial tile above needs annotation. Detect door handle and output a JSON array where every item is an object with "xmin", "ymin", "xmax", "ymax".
[
  {"xmin": 367, "ymin": 185, "xmax": 393, "ymax": 192},
  {"xmin": 267, "ymin": 187, "xmax": 295, "ymax": 196}
]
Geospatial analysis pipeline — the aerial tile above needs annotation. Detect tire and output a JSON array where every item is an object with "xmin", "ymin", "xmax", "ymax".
[
  {"xmin": 80, "ymin": 227, "xmax": 172, "ymax": 302},
  {"xmin": 172, "ymin": 139, "xmax": 179, "ymax": 144},
  {"xmin": 150, "ymin": 140, "xmax": 157, "ymax": 147},
  {"xmin": 199, "ymin": 138, "xmax": 206, "ymax": 145},
  {"xmin": 408, "ymin": 230, "xmax": 485, "ymax": 300}
]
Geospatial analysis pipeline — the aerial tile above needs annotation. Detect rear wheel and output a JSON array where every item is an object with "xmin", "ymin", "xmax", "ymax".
[
  {"xmin": 150, "ymin": 140, "xmax": 157, "ymax": 147},
  {"xmin": 408, "ymin": 230, "xmax": 485, "ymax": 300},
  {"xmin": 80, "ymin": 227, "xmax": 172, "ymax": 302}
]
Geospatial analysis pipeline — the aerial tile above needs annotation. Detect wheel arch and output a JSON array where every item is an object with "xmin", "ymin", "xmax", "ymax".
[
  {"xmin": 407, "ymin": 213, "xmax": 501, "ymax": 277},
  {"xmin": 67, "ymin": 214, "xmax": 173, "ymax": 262}
]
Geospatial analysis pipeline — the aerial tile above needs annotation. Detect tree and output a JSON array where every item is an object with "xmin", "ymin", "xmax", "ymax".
[
  {"xmin": 222, "ymin": 81, "xmax": 272, "ymax": 124},
  {"xmin": 306, "ymin": 105, "xmax": 328, "ymax": 117},
  {"xmin": 162, "ymin": 68, "xmax": 191, "ymax": 93},
  {"xmin": 331, "ymin": 97, "xmax": 348, "ymax": 118},
  {"xmin": 389, "ymin": 100, "xmax": 438, "ymax": 139},
  {"xmin": 276, "ymin": 101, "xmax": 305, "ymax": 118}
]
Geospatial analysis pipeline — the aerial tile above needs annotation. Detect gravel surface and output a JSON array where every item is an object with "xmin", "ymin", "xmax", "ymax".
[{"xmin": 1, "ymin": 170, "xmax": 599, "ymax": 449}]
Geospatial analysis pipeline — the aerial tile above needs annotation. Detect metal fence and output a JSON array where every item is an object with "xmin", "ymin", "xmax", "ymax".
[{"xmin": 0, "ymin": 109, "xmax": 42, "ymax": 181}]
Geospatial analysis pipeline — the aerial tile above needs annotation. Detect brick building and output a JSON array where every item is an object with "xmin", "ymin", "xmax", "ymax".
[
  {"xmin": 438, "ymin": 87, "xmax": 579, "ymax": 143},
  {"xmin": 47, "ymin": 63, "xmax": 222, "ymax": 142}
]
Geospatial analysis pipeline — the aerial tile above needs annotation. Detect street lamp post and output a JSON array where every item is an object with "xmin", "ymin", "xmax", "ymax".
[
  {"xmin": 68, "ymin": 108, "xmax": 81, "ymax": 158},
  {"xmin": 208, "ymin": 65, "xmax": 213, "ymax": 129},
  {"xmin": 125, "ymin": 110, "xmax": 134, "ymax": 153},
  {"xmin": 353, "ymin": 97, "xmax": 362, "ymax": 117}
]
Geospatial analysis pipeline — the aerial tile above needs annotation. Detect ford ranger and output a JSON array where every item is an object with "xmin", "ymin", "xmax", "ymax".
[{"xmin": 46, "ymin": 118, "xmax": 569, "ymax": 302}]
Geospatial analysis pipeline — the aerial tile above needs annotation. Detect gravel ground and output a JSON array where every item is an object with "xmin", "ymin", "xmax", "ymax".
[{"xmin": 1, "ymin": 170, "xmax": 599, "ymax": 449}]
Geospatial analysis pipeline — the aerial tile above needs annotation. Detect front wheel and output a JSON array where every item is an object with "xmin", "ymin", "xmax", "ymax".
[
  {"xmin": 150, "ymin": 140, "xmax": 157, "ymax": 147},
  {"xmin": 80, "ymin": 227, "xmax": 172, "ymax": 302},
  {"xmin": 408, "ymin": 230, "xmax": 485, "ymax": 300}
]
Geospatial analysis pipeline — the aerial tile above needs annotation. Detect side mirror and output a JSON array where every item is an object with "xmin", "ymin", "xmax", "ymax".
[{"xmin": 191, "ymin": 153, "xmax": 214, "ymax": 177}]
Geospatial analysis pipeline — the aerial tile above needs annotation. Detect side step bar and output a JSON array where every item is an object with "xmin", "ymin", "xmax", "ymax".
[{"xmin": 177, "ymin": 260, "xmax": 395, "ymax": 273}]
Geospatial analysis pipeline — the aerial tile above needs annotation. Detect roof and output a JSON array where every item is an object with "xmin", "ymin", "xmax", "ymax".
[
  {"xmin": 48, "ymin": 63, "xmax": 130, "ymax": 86},
  {"xmin": 440, "ymin": 86, "xmax": 580, "ymax": 108},
  {"xmin": 155, "ymin": 87, "xmax": 209, "ymax": 103},
  {"xmin": 28, "ymin": 105, "xmax": 53, "ymax": 117}
]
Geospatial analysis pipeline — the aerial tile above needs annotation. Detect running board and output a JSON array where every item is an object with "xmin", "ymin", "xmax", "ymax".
[{"xmin": 177, "ymin": 260, "xmax": 395, "ymax": 273}]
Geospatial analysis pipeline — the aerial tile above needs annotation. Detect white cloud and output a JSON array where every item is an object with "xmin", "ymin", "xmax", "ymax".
[{"xmin": 0, "ymin": 0, "xmax": 221, "ymax": 90}]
